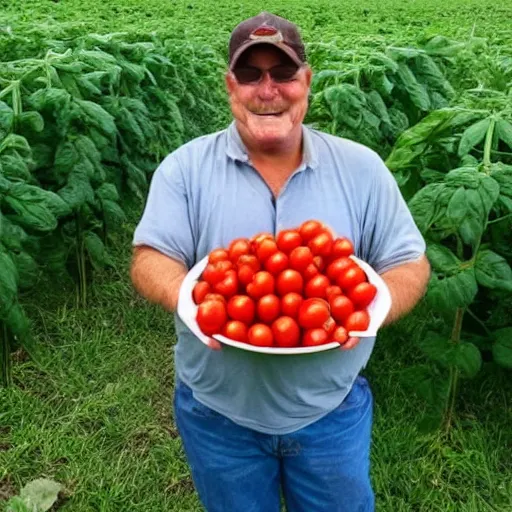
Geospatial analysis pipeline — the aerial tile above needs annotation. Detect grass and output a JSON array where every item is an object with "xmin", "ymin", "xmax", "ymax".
[{"xmin": 1, "ymin": 215, "xmax": 511, "ymax": 511}]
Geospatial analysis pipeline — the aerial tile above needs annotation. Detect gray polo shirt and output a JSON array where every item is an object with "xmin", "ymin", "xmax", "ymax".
[{"xmin": 133, "ymin": 121, "xmax": 425, "ymax": 435}]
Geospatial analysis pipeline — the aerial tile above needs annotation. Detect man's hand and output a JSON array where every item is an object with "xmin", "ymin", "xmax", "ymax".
[{"xmin": 340, "ymin": 336, "xmax": 361, "ymax": 350}]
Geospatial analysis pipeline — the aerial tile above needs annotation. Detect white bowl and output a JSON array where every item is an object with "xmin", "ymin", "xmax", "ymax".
[{"xmin": 177, "ymin": 254, "xmax": 391, "ymax": 355}]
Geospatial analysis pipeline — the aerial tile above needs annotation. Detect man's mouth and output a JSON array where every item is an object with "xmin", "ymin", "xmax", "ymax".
[{"xmin": 252, "ymin": 111, "xmax": 284, "ymax": 117}]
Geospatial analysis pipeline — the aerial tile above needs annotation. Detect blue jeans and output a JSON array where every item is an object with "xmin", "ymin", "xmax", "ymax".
[{"xmin": 174, "ymin": 376, "xmax": 374, "ymax": 512}]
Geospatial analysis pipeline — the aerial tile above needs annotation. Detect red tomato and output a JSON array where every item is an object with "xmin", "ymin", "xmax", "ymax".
[
  {"xmin": 222, "ymin": 320, "xmax": 248, "ymax": 342},
  {"xmin": 326, "ymin": 257, "xmax": 355, "ymax": 282},
  {"xmin": 313, "ymin": 255, "xmax": 325, "ymax": 271},
  {"xmin": 227, "ymin": 238, "xmax": 251, "ymax": 263},
  {"xmin": 288, "ymin": 246, "xmax": 314, "ymax": 272},
  {"xmin": 276, "ymin": 269, "xmax": 304, "ymax": 296},
  {"xmin": 208, "ymin": 248, "xmax": 229, "ymax": 264},
  {"xmin": 345, "ymin": 311, "xmax": 370, "ymax": 332},
  {"xmin": 329, "ymin": 295, "xmax": 355, "ymax": 324},
  {"xmin": 348, "ymin": 282, "xmax": 377, "ymax": 308},
  {"xmin": 248, "ymin": 324, "xmax": 273, "ymax": 347},
  {"xmin": 193, "ymin": 281, "xmax": 211, "ymax": 304},
  {"xmin": 251, "ymin": 232, "xmax": 273, "ymax": 250},
  {"xmin": 308, "ymin": 232, "xmax": 333, "ymax": 258},
  {"xmin": 276, "ymin": 229, "xmax": 302, "ymax": 253},
  {"xmin": 227, "ymin": 295, "xmax": 255, "ymax": 324},
  {"xmin": 272, "ymin": 316, "xmax": 300, "ymax": 347},
  {"xmin": 246, "ymin": 271, "xmax": 275, "ymax": 299},
  {"xmin": 257, "ymin": 294, "xmax": 281, "ymax": 324},
  {"xmin": 238, "ymin": 264, "xmax": 256, "ymax": 286},
  {"xmin": 298, "ymin": 220, "xmax": 325, "ymax": 242},
  {"xmin": 331, "ymin": 237, "xmax": 354, "ymax": 258},
  {"xmin": 196, "ymin": 300, "xmax": 227, "ymax": 336},
  {"xmin": 297, "ymin": 298, "xmax": 330, "ymax": 329},
  {"xmin": 337, "ymin": 266, "xmax": 366, "ymax": 292},
  {"xmin": 237, "ymin": 254, "xmax": 260, "ymax": 272},
  {"xmin": 281, "ymin": 292, "xmax": 303, "ymax": 318},
  {"xmin": 302, "ymin": 328, "xmax": 329, "ymax": 346},
  {"xmin": 304, "ymin": 274, "xmax": 330, "ymax": 299},
  {"xmin": 264, "ymin": 251, "xmax": 289, "ymax": 275},
  {"xmin": 203, "ymin": 293, "xmax": 226, "ymax": 304},
  {"xmin": 257, "ymin": 239, "xmax": 278, "ymax": 262},
  {"xmin": 213, "ymin": 269, "xmax": 238, "ymax": 298},
  {"xmin": 303, "ymin": 263, "xmax": 320, "ymax": 281},
  {"xmin": 331, "ymin": 326, "xmax": 348, "ymax": 344},
  {"xmin": 202, "ymin": 260, "xmax": 233, "ymax": 285},
  {"xmin": 325, "ymin": 285, "xmax": 343, "ymax": 301}
]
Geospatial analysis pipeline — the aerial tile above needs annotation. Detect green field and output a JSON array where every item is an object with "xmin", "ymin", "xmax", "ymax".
[{"xmin": 1, "ymin": 1, "xmax": 512, "ymax": 511}]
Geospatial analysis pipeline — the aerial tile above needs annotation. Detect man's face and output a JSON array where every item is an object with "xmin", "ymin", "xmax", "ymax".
[{"xmin": 226, "ymin": 45, "xmax": 312, "ymax": 149}]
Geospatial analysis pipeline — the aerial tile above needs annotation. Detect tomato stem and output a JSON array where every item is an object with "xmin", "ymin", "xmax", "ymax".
[{"xmin": 444, "ymin": 307, "xmax": 464, "ymax": 432}]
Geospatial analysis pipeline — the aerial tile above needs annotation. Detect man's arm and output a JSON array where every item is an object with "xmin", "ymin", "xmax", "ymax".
[
  {"xmin": 130, "ymin": 245, "xmax": 188, "ymax": 312},
  {"xmin": 380, "ymin": 254, "xmax": 431, "ymax": 326}
]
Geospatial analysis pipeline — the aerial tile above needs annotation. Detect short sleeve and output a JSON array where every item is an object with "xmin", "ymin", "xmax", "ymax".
[
  {"xmin": 132, "ymin": 153, "xmax": 195, "ymax": 269},
  {"xmin": 360, "ymin": 156, "xmax": 426, "ymax": 274}
]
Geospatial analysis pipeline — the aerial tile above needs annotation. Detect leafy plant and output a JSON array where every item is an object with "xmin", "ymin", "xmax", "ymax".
[{"xmin": 386, "ymin": 90, "xmax": 512, "ymax": 430}]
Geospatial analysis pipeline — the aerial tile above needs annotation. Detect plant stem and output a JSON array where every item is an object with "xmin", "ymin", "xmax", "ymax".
[
  {"xmin": 482, "ymin": 117, "xmax": 496, "ymax": 173},
  {"xmin": 1, "ymin": 322, "xmax": 12, "ymax": 387},
  {"xmin": 445, "ymin": 307, "xmax": 464, "ymax": 432},
  {"xmin": 75, "ymin": 214, "xmax": 87, "ymax": 308}
]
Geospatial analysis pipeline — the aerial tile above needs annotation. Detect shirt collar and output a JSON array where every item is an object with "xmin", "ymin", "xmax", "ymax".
[{"xmin": 225, "ymin": 121, "xmax": 319, "ymax": 171}]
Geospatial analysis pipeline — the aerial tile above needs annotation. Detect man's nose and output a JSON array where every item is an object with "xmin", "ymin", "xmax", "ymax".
[{"xmin": 257, "ymin": 73, "xmax": 278, "ymax": 99}]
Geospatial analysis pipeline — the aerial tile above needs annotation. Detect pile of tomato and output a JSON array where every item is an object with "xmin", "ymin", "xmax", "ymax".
[{"xmin": 192, "ymin": 220, "xmax": 377, "ymax": 348}]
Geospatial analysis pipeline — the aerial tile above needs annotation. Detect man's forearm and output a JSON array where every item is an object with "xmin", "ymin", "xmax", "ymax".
[
  {"xmin": 379, "ymin": 255, "xmax": 431, "ymax": 326},
  {"xmin": 130, "ymin": 246, "xmax": 188, "ymax": 312}
]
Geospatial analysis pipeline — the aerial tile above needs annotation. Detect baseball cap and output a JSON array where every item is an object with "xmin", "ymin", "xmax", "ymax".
[{"xmin": 228, "ymin": 12, "xmax": 306, "ymax": 70}]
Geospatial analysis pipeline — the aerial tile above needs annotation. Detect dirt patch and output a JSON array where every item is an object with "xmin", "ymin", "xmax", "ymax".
[{"xmin": 0, "ymin": 477, "xmax": 17, "ymax": 502}]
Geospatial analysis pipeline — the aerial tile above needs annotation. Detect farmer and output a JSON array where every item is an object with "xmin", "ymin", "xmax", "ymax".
[{"xmin": 130, "ymin": 11, "xmax": 430, "ymax": 512}]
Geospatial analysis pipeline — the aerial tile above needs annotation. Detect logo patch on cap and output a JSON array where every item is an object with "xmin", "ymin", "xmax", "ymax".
[{"xmin": 250, "ymin": 25, "xmax": 283, "ymax": 43}]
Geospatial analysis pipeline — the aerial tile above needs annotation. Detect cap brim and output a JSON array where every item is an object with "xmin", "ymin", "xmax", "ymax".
[{"xmin": 229, "ymin": 40, "xmax": 303, "ymax": 70}]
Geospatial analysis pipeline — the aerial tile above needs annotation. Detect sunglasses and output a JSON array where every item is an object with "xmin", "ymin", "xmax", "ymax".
[{"xmin": 232, "ymin": 64, "xmax": 300, "ymax": 85}]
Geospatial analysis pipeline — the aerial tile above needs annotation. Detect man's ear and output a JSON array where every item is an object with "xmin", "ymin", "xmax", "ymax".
[
  {"xmin": 225, "ymin": 71, "xmax": 236, "ymax": 95},
  {"xmin": 303, "ymin": 65, "xmax": 313, "ymax": 89}
]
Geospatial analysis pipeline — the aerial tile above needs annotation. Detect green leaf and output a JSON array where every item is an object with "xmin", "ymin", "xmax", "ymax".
[
  {"xmin": 365, "ymin": 91, "xmax": 391, "ymax": 125},
  {"xmin": 386, "ymin": 109, "xmax": 460, "ymax": 171},
  {"xmin": 427, "ymin": 268, "xmax": 478, "ymax": 311},
  {"xmin": 445, "ymin": 166, "xmax": 480, "ymax": 188},
  {"xmin": 458, "ymin": 118, "xmax": 491, "ymax": 157},
  {"xmin": 58, "ymin": 164, "xmax": 95, "ymax": 210},
  {"xmin": 0, "ymin": 247, "xmax": 18, "ymax": 317},
  {"xmin": 19, "ymin": 478, "xmax": 63, "ymax": 512},
  {"xmin": 420, "ymin": 332, "xmax": 453, "ymax": 367},
  {"xmin": 101, "ymin": 199, "xmax": 126, "ymax": 229},
  {"xmin": 77, "ymin": 100, "xmax": 117, "ymax": 138},
  {"xmin": 0, "ymin": 134, "xmax": 31, "ymax": 158},
  {"xmin": 409, "ymin": 183, "xmax": 450, "ymax": 233},
  {"xmin": 446, "ymin": 187, "xmax": 467, "ymax": 226},
  {"xmin": 396, "ymin": 62, "xmax": 430, "ymax": 111},
  {"xmin": 84, "ymin": 232, "xmax": 113, "ymax": 270},
  {"xmin": 4, "ymin": 301, "xmax": 30, "ymax": 339},
  {"xmin": 492, "ymin": 328, "xmax": 512, "ymax": 369},
  {"xmin": 4, "ymin": 184, "xmax": 61, "ymax": 232},
  {"xmin": 451, "ymin": 342, "xmax": 482, "ymax": 377},
  {"xmin": 495, "ymin": 119, "xmax": 512, "ymax": 149},
  {"xmin": 96, "ymin": 183, "xmax": 119, "ymax": 202},
  {"xmin": 322, "ymin": 84, "xmax": 366, "ymax": 129},
  {"xmin": 17, "ymin": 111, "xmax": 44, "ymax": 132},
  {"xmin": 426, "ymin": 244, "xmax": 461, "ymax": 274},
  {"xmin": 490, "ymin": 163, "xmax": 512, "ymax": 200},
  {"xmin": 475, "ymin": 249, "xmax": 512, "ymax": 291},
  {"xmin": 12, "ymin": 252, "xmax": 39, "ymax": 290}
]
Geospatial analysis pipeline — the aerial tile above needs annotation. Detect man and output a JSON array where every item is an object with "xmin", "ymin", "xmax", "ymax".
[{"xmin": 130, "ymin": 11, "xmax": 430, "ymax": 512}]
